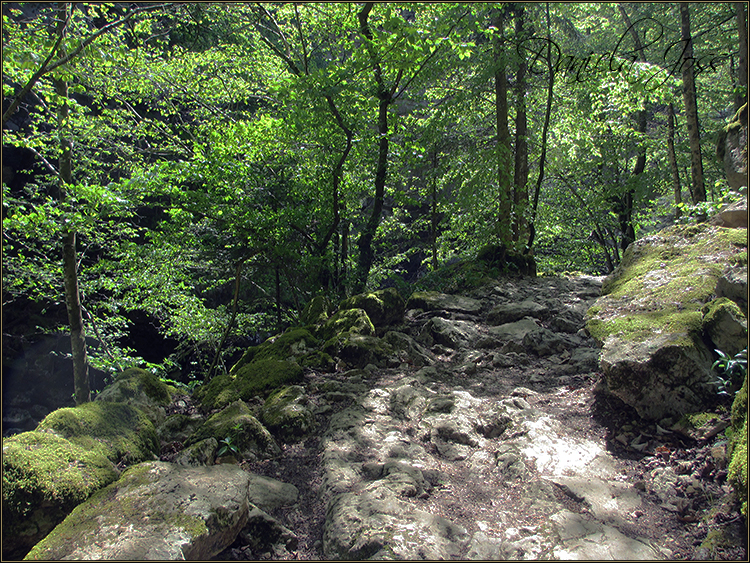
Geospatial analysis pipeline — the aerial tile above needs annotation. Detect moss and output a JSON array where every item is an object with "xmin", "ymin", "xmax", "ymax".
[
  {"xmin": 234, "ymin": 358, "xmax": 304, "ymax": 399},
  {"xmin": 317, "ymin": 308, "xmax": 375, "ymax": 342},
  {"xmin": 323, "ymin": 334, "xmax": 393, "ymax": 368},
  {"xmin": 702, "ymin": 297, "xmax": 745, "ymax": 327},
  {"xmin": 260, "ymin": 386, "xmax": 315, "ymax": 440},
  {"xmin": 113, "ymin": 368, "xmax": 172, "ymax": 405},
  {"xmin": 587, "ymin": 224, "xmax": 747, "ymax": 344},
  {"xmin": 230, "ymin": 329, "xmax": 318, "ymax": 374},
  {"xmin": 36, "ymin": 402, "xmax": 159, "ymax": 464},
  {"xmin": 2, "ymin": 431, "xmax": 117, "ymax": 518},
  {"xmin": 728, "ymin": 371, "xmax": 748, "ymax": 518},
  {"xmin": 340, "ymin": 288, "xmax": 405, "ymax": 327},
  {"xmin": 186, "ymin": 400, "xmax": 277, "ymax": 456},
  {"xmin": 299, "ymin": 350, "xmax": 334, "ymax": 370},
  {"xmin": 24, "ymin": 463, "xmax": 210, "ymax": 561},
  {"xmin": 300, "ymin": 295, "xmax": 335, "ymax": 326}
]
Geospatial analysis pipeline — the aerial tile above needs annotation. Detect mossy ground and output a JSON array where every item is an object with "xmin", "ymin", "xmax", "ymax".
[
  {"xmin": 728, "ymin": 372, "xmax": 748, "ymax": 518},
  {"xmin": 36, "ymin": 401, "xmax": 159, "ymax": 464}
]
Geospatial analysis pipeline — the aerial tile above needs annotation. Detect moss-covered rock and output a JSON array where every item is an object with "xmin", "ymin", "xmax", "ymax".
[
  {"xmin": 95, "ymin": 368, "xmax": 174, "ymax": 427},
  {"xmin": 323, "ymin": 334, "xmax": 393, "ymax": 369},
  {"xmin": 24, "ymin": 461, "xmax": 253, "ymax": 560},
  {"xmin": 716, "ymin": 102, "xmax": 747, "ymax": 190},
  {"xmin": 1, "ymin": 431, "xmax": 118, "ymax": 560},
  {"xmin": 36, "ymin": 401, "xmax": 159, "ymax": 465},
  {"xmin": 406, "ymin": 291, "xmax": 482, "ymax": 315},
  {"xmin": 231, "ymin": 328, "xmax": 319, "ymax": 369},
  {"xmin": 586, "ymin": 224, "xmax": 748, "ymax": 420},
  {"xmin": 260, "ymin": 386, "xmax": 316, "ymax": 441},
  {"xmin": 701, "ymin": 298, "xmax": 748, "ymax": 356},
  {"xmin": 300, "ymin": 295, "xmax": 335, "ymax": 326},
  {"xmin": 340, "ymin": 288, "xmax": 406, "ymax": 328},
  {"xmin": 196, "ymin": 358, "xmax": 304, "ymax": 411},
  {"xmin": 317, "ymin": 308, "xmax": 375, "ymax": 342},
  {"xmin": 728, "ymin": 371, "xmax": 748, "ymax": 518},
  {"xmin": 186, "ymin": 400, "xmax": 280, "ymax": 461}
]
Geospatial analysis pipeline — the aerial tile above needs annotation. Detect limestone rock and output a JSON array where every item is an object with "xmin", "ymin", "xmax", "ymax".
[
  {"xmin": 418, "ymin": 317, "xmax": 480, "ymax": 349},
  {"xmin": 488, "ymin": 317, "xmax": 541, "ymax": 341},
  {"xmin": 318, "ymin": 308, "xmax": 375, "ymax": 341},
  {"xmin": 322, "ymin": 487, "xmax": 468, "ymax": 560},
  {"xmin": 716, "ymin": 103, "xmax": 747, "ymax": 190},
  {"xmin": 186, "ymin": 400, "xmax": 280, "ymax": 461},
  {"xmin": 95, "ymin": 367, "xmax": 173, "ymax": 427},
  {"xmin": 259, "ymin": 385, "xmax": 316, "ymax": 441},
  {"xmin": 587, "ymin": 224, "xmax": 747, "ymax": 420},
  {"xmin": 246, "ymin": 474, "xmax": 299, "ymax": 511},
  {"xmin": 702, "ymin": 298, "xmax": 748, "ymax": 356},
  {"xmin": 710, "ymin": 198, "xmax": 748, "ymax": 228},
  {"xmin": 339, "ymin": 287, "xmax": 406, "ymax": 328},
  {"xmin": 487, "ymin": 300, "xmax": 548, "ymax": 325},
  {"xmin": 1, "ymin": 431, "xmax": 118, "ymax": 560},
  {"xmin": 716, "ymin": 264, "xmax": 748, "ymax": 317},
  {"xmin": 36, "ymin": 401, "xmax": 159, "ymax": 464},
  {"xmin": 172, "ymin": 437, "xmax": 217, "ymax": 466},
  {"xmin": 25, "ymin": 462, "xmax": 253, "ymax": 560},
  {"xmin": 383, "ymin": 330, "xmax": 436, "ymax": 367},
  {"xmin": 406, "ymin": 291, "xmax": 482, "ymax": 315}
]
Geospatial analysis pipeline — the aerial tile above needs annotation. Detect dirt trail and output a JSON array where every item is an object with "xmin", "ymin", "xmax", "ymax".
[{"xmin": 217, "ymin": 276, "xmax": 745, "ymax": 560}]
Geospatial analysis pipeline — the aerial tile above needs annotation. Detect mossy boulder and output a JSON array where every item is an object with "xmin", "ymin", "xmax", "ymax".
[
  {"xmin": 259, "ymin": 386, "xmax": 316, "ymax": 441},
  {"xmin": 729, "ymin": 371, "xmax": 748, "ymax": 518},
  {"xmin": 24, "ymin": 461, "xmax": 253, "ymax": 560},
  {"xmin": 36, "ymin": 401, "xmax": 159, "ymax": 465},
  {"xmin": 317, "ymin": 308, "xmax": 375, "ymax": 342},
  {"xmin": 406, "ymin": 291, "xmax": 482, "ymax": 315},
  {"xmin": 95, "ymin": 368, "xmax": 174, "ymax": 427},
  {"xmin": 195, "ymin": 358, "xmax": 304, "ymax": 411},
  {"xmin": 2, "ymin": 431, "xmax": 119, "ymax": 560},
  {"xmin": 323, "ymin": 334, "xmax": 393, "ymax": 369},
  {"xmin": 300, "ymin": 295, "xmax": 335, "ymax": 326},
  {"xmin": 339, "ymin": 288, "xmax": 406, "ymax": 328},
  {"xmin": 716, "ymin": 102, "xmax": 747, "ymax": 190},
  {"xmin": 586, "ymin": 224, "xmax": 747, "ymax": 420},
  {"xmin": 701, "ymin": 297, "xmax": 748, "ymax": 356},
  {"xmin": 232, "ymin": 328, "xmax": 319, "ymax": 367},
  {"xmin": 186, "ymin": 400, "xmax": 280, "ymax": 461},
  {"xmin": 476, "ymin": 243, "xmax": 536, "ymax": 277}
]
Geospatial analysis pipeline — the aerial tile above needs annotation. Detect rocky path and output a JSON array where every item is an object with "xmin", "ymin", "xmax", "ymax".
[{"xmin": 216, "ymin": 275, "xmax": 743, "ymax": 560}]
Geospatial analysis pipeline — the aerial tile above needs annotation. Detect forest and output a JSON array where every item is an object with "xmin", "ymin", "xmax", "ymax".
[{"xmin": 2, "ymin": 2, "xmax": 747, "ymax": 404}]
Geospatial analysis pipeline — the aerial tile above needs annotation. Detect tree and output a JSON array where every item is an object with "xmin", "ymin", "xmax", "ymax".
[{"xmin": 680, "ymin": 2, "xmax": 706, "ymax": 204}]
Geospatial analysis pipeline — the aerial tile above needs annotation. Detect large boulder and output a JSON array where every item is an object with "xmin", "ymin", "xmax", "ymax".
[
  {"xmin": 36, "ymin": 401, "xmax": 160, "ymax": 464},
  {"xmin": 586, "ymin": 224, "xmax": 748, "ymax": 420},
  {"xmin": 716, "ymin": 103, "xmax": 747, "ymax": 190},
  {"xmin": 259, "ymin": 385, "xmax": 316, "ymax": 441},
  {"xmin": 300, "ymin": 295, "xmax": 335, "ymax": 326},
  {"xmin": 2, "ymin": 431, "xmax": 118, "ymax": 560},
  {"xmin": 487, "ymin": 300, "xmax": 548, "ymax": 325},
  {"xmin": 710, "ymin": 198, "xmax": 748, "ymax": 228},
  {"xmin": 339, "ymin": 287, "xmax": 406, "ymax": 328},
  {"xmin": 701, "ymin": 298, "xmax": 748, "ymax": 356},
  {"xmin": 95, "ymin": 367, "xmax": 174, "ymax": 427},
  {"xmin": 729, "ymin": 372, "xmax": 748, "ymax": 518},
  {"xmin": 317, "ymin": 308, "xmax": 375, "ymax": 341},
  {"xmin": 418, "ymin": 317, "xmax": 481, "ymax": 349},
  {"xmin": 185, "ymin": 400, "xmax": 280, "ymax": 461},
  {"xmin": 406, "ymin": 291, "xmax": 482, "ymax": 315},
  {"xmin": 25, "ymin": 462, "xmax": 253, "ymax": 560}
]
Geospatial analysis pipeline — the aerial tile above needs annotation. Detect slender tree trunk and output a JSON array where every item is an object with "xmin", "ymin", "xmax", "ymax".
[
  {"xmin": 526, "ymin": 2, "xmax": 554, "ymax": 254},
  {"xmin": 492, "ymin": 6, "xmax": 513, "ymax": 247},
  {"xmin": 512, "ymin": 4, "xmax": 529, "ymax": 245},
  {"xmin": 680, "ymin": 2, "xmax": 706, "ymax": 203},
  {"xmin": 54, "ymin": 3, "xmax": 89, "ymax": 405},
  {"xmin": 354, "ymin": 2, "xmax": 396, "ymax": 293},
  {"xmin": 667, "ymin": 103, "xmax": 683, "ymax": 218},
  {"xmin": 736, "ymin": 2, "xmax": 748, "ymax": 110},
  {"xmin": 430, "ymin": 151, "xmax": 439, "ymax": 271}
]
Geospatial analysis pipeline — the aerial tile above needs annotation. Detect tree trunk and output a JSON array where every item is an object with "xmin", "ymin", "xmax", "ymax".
[
  {"xmin": 667, "ymin": 103, "xmax": 682, "ymax": 218},
  {"xmin": 526, "ymin": 2, "xmax": 554, "ymax": 255},
  {"xmin": 492, "ymin": 6, "xmax": 513, "ymax": 247},
  {"xmin": 430, "ymin": 151, "xmax": 439, "ymax": 271},
  {"xmin": 354, "ymin": 2, "xmax": 395, "ymax": 293},
  {"xmin": 54, "ymin": 4, "xmax": 90, "ymax": 405},
  {"xmin": 736, "ymin": 2, "xmax": 748, "ymax": 110},
  {"xmin": 680, "ymin": 2, "xmax": 706, "ymax": 204},
  {"xmin": 512, "ymin": 4, "xmax": 529, "ymax": 245}
]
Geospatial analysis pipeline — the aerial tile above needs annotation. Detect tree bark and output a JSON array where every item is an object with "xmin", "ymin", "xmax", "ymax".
[
  {"xmin": 354, "ymin": 2, "xmax": 396, "ymax": 293},
  {"xmin": 736, "ymin": 2, "xmax": 748, "ymax": 110},
  {"xmin": 679, "ymin": 2, "xmax": 706, "ymax": 204},
  {"xmin": 492, "ymin": 6, "xmax": 513, "ymax": 247},
  {"xmin": 54, "ymin": 4, "xmax": 90, "ymax": 405},
  {"xmin": 512, "ymin": 4, "xmax": 529, "ymax": 245},
  {"xmin": 526, "ymin": 2, "xmax": 554, "ymax": 255},
  {"xmin": 667, "ymin": 103, "xmax": 683, "ymax": 218},
  {"xmin": 430, "ymin": 151, "xmax": 439, "ymax": 271}
]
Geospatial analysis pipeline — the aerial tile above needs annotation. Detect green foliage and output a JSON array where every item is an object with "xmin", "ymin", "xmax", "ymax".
[{"xmin": 712, "ymin": 348, "xmax": 748, "ymax": 396}]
